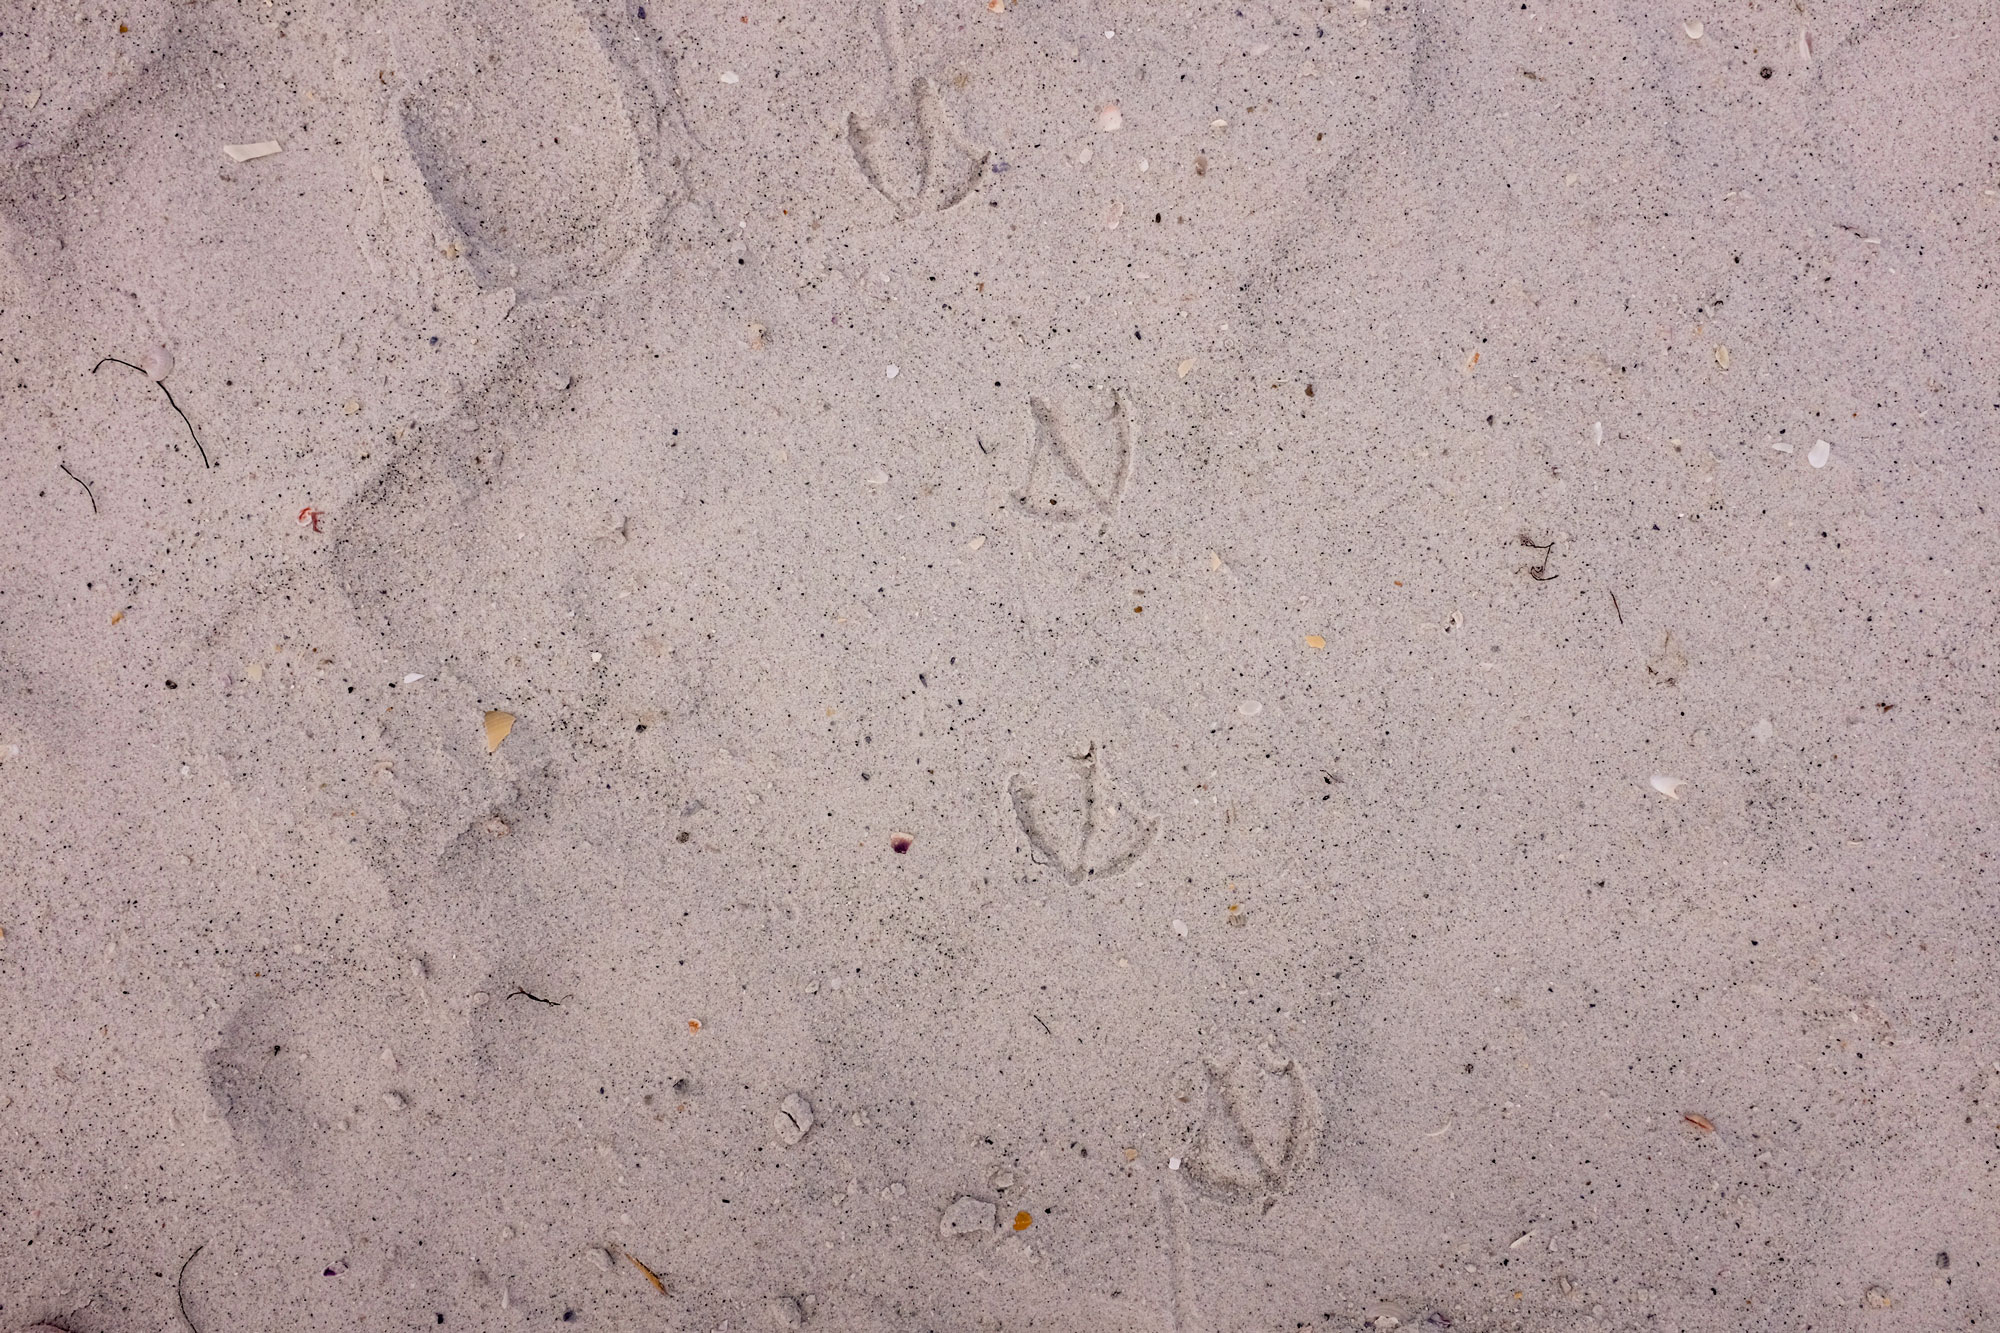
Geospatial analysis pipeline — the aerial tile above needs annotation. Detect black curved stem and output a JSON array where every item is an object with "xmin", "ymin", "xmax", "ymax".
[{"xmin": 93, "ymin": 356, "xmax": 211, "ymax": 469}]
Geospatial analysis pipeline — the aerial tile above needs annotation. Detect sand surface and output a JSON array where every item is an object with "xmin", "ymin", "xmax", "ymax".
[{"xmin": 4, "ymin": 0, "xmax": 1999, "ymax": 1329}]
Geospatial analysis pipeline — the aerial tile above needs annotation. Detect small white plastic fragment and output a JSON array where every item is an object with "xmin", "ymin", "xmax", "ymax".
[
  {"xmin": 1750, "ymin": 718, "xmax": 1773, "ymax": 741},
  {"xmin": 141, "ymin": 345, "xmax": 173, "ymax": 381},
  {"xmin": 964, "ymin": 535, "xmax": 986, "ymax": 553},
  {"xmin": 885, "ymin": 364, "xmax": 898, "ymax": 379},
  {"xmin": 1172, "ymin": 919, "xmax": 1188, "ymax": 937},
  {"xmin": 1097, "ymin": 103, "xmax": 1123, "ymax": 132},
  {"xmin": 1103, "ymin": 199, "xmax": 1125, "ymax": 229},
  {"xmin": 1808, "ymin": 439, "xmax": 1830, "ymax": 468},
  {"xmin": 1593, "ymin": 421, "xmax": 1604, "ymax": 446},
  {"xmin": 1168, "ymin": 1156, "xmax": 1182, "ymax": 1170},
  {"xmin": 719, "ymin": 70, "xmax": 740, "ymax": 84},
  {"xmin": 1650, "ymin": 774, "xmax": 1686, "ymax": 800},
  {"xmin": 1681, "ymin": 19, "xmax": 1703, "ymax": 39},
  {"xmin": 403, "ymin": 673, "xmax": 424, "ymax": 684},
  {"xmin": 1798, "ymin": 29, "xmax": 1814, "ymax": 62},
  {"xmin": 222, "ymin": 140, "xmax": 281, "ymax": 162},
  {"xmin": 1237, "ymin": 700, "xmax": 1263, "ymax": 717},
  {"xmin": 865, "ymin": 468, "xmax": 889, "ymax": 487},
  {"xmin": 1772, "ymin": 438, "xmax": 1793, "ymax": 454}
]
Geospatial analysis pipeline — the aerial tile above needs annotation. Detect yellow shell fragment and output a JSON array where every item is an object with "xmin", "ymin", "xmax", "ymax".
[{"xmin": 484, "ymin": 710, "xmax": 515, "ymax": 754}]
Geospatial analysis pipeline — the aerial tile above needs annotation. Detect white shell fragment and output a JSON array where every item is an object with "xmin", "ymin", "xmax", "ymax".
[
  {"xmin": 1650, "ymin": 774, "xmax": 1686, "ymax": 800},
  {"xmin": 1593, "ymin": 421, "xmax": 1604, "ymax": 446},
  {"xmin": 774, "ymin": 1092, "xmax": 814, "ymax": 1146},
  {"xmin": 1808, "ymin": 439, "xmax": 1831, "ymax": 468},
  {"xmin": 940, "ymin": 1196, "xmax": 996, "ymax": 1237},
  {"xmin": 222, "ymin": 140, "xmax": 281, "ymax": 162},
  {"xmin": 1798, "ymin": 29, "xmax": 1814, "ymax": 62},
  {"xmin": 141, "ymin": 345, "xmax": 174, "ymax": 381},
  {"xmin": 1096, "ymin": 103, "xmax": 1123, "ymax": 132},
  {"xmin": 1681, "ymin": 19, "xmax": 1703, "ymax": 39}
]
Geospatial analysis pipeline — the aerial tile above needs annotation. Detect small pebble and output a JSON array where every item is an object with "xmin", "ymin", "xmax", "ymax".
[
  {"xmin": 774, "ymin": 1092, "xmax": 814, "ymax": 1145},
  {"xmin": 940, "ymin": 1196, "xmax": 995, "ymax": 1237}
]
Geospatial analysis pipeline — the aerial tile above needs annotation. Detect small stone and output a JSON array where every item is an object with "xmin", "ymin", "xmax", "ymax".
[
  {"xmin": 940, "ymin": 1196, "xmax": 996, "ymax": 1237},
  {"xmin": 774, "ymin": 1092, "xmax": 814, "ymax": 1145},
  {"xmin": 1862, "ymin": 1286, "xmax": 1892, "ymax": 1309},
  {"xmin": 382, "ymin": 1091, "xmax": 406, "ymax": 1109},
  {"xmin": 768, "ymin": 1296, "xmax": 804, "ymax": 1328},
  {"xmin": 586, "ymin": 1246, "xmax": 614, "ymax": 1270}
]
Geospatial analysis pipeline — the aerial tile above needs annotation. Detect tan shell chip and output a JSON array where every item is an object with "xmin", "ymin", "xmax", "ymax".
[
  {"xmin": 483, "ymin": 710, "xmax": 515, "ymax": 753},
  {"xmin": 223, "ymin": 141, "xmax": 282, "ymax": 162}
]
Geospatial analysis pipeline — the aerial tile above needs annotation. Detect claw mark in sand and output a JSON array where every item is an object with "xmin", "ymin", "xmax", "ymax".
[
  {"xmin": 846, "ymin": 0, "xmax": 988, "ymax": 217},
  {"xmin": 1013, "ymin": 389, "xmax": 1136, "ymax": 522},
  {"xmin": 1009, "ymin": 741, "xmax": 1157, "ymax": 883},
  {"xmin": 1187, "ymin": 1040, "xmax": 1323, "ymax": 1212}
]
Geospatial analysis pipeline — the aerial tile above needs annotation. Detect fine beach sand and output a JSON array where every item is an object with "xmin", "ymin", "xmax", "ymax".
[{"xmin": 4, "ymin": 0, "xmax": 1999, "ymax": 1328}]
